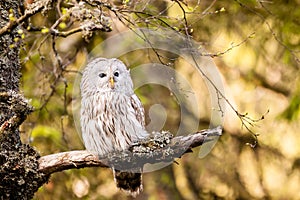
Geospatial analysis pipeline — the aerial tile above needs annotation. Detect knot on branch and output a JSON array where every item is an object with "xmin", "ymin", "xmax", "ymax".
[
  {"xmin": 0, "ymin": 90, "xmax": 33, "ymax": 133},
  {"xmin": 129, "ymin": 131, "xmax": 174, "ymax": 153}
]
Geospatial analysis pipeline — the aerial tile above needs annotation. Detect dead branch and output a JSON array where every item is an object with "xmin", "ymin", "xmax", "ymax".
[{"xmin": 38, "ymin": 126, "xmax": 222, "ymax": 175}]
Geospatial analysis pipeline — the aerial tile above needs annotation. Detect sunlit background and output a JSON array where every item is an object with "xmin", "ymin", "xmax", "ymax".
[{"xmin": 19, "ymin": 0, "xmax": 300, "ymax": 199}]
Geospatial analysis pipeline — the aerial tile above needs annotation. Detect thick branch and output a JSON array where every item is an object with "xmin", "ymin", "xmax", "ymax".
[
  {"xmin": 38, "ymin": 150, "xmax": 108, "ymax": 175},
  {"xmin": 38, "ymin": 126, "xmax": 222, "ymax": 175}
]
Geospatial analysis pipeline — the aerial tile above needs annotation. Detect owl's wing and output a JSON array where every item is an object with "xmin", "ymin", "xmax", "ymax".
[{"xmin": 130, "ymin": 94, "xmax": 146, "ymax": 127}]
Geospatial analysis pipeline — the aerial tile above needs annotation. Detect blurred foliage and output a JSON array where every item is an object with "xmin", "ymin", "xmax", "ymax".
[
  {"xmin": 281, "ymin": 92, "xmax": 300, "ymax": 120},
  {"xmin": 15, "ymin": 0, "xmax": 300, "ymax": 199}
]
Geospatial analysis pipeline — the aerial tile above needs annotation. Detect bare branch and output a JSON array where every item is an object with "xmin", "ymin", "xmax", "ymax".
[
  {"xmin": 201, "ymin": 32, "xmax": 256, "ymax": 58},
  {"xmin": 234, "ymin": 0, "xmax": 300, "ymax": 65},
  {"xmin": 38, "ymin": 126, "xmax": 222, "ymax": 175},
  {"xmin": 38, "ymin": 150, "xmax": 108, "ymax": 175}
]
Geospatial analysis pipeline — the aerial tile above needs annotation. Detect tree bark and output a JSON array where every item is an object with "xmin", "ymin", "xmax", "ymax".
[{"xmin": 0, "ymin": 1, "xmax": 49, "ymax": 199}]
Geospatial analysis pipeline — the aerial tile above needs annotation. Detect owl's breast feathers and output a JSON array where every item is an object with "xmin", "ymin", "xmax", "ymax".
[{"xmin": 81, "ymin": 92, "xmax": 149, "ymax": 155}]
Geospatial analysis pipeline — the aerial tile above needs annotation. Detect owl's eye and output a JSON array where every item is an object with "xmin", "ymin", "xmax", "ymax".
[
  {"xmin": 114, "ymin": 71, "xmax": 119, "ymax": 77},
  {"xmin": 99, "ymin": 73, "xmax": 107, "ymax": 78}
]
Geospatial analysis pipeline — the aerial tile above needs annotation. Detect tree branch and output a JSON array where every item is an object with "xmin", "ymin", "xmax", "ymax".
[
  {"xmin": 38, "ymin": 126, "xmax": 222, "ymax": 175},
  {"xmin": 0, "ymin": 0, "xmax": 51, "ymax": 36}
]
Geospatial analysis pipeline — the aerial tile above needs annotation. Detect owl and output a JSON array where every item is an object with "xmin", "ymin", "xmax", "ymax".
[{"xmin": 80, "ymin": 57, "xmax": 149, "ymax": 197}]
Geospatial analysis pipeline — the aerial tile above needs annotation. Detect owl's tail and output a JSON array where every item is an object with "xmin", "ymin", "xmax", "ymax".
[{"xmin": 113, "ymin": 169, "xmax": 143, "ymax": 198}]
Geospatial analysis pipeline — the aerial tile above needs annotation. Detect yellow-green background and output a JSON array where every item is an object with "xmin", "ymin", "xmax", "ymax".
[{"xmin": 18, "ymin": 0, "xmax": 300, "ymax": 199}]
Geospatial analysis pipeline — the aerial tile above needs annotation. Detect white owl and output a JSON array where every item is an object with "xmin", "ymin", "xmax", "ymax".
[{"xmin": 80, "ymin": 58, "xmax": 149, "ymax": 196}]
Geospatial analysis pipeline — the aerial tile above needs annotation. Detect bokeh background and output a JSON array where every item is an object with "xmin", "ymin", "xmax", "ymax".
[{"xmin": 19, "ymin": 0, "xmax": 300, "ymax": 199}]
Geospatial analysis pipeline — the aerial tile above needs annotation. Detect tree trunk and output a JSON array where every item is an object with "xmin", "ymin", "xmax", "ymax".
[{"xmin": 0, "ymin": 1, "xmax": 49, "ymax": 199}]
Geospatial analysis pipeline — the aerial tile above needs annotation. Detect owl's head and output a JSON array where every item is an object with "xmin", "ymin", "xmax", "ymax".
[{"xmin": 81, "ymin": 58, "xmax": 134, "ymax": 96}]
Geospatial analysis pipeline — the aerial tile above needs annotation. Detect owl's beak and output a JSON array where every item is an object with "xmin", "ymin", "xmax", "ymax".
[{"xmin": 109, "ymin": 77, "xmax": 115, "ymax": 89}]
